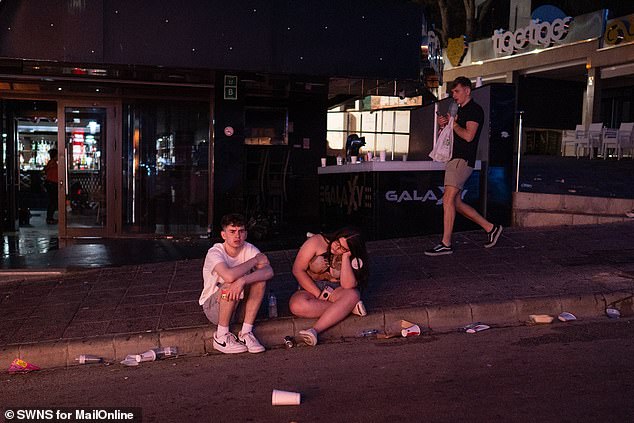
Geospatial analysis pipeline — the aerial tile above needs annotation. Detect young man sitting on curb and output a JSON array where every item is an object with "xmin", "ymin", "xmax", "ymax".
[{"xmin": 199, "ymin": 213, "xmax": 274, "ymax": 354}]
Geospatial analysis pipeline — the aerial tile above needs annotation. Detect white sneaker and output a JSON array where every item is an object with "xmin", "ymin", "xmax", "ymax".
[
  {"xmin": 213, "ymin": 332, "xmax": 247, "ymax": 354},
  {"xmin": 351, "ymin": 300, "xmax": 367, "ymax": 316},
  {"xmin": 299, "ymin": 328, "xmax": 318, "ymax": 347},
  {"xmin": 238, "ymin": 331, "xmax": 265, "ymax": 353}
]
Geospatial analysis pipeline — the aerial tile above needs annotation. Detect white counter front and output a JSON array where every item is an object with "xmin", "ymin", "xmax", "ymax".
[{"xmin": 317, "ymin": 160, "xmax": 481, "ymax": 174}]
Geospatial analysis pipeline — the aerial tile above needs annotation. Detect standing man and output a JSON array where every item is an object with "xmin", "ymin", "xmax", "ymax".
[
  {"xmin": 425, "ymin": 77, "xmax": 503, "ymax": 256},
  {"xmin": 43, "ymin": 148, "xmax": 58, "ymax": 224},
  {"xmin": 199, "ymin": 213, "xmax": 274, "ymax": 354}
]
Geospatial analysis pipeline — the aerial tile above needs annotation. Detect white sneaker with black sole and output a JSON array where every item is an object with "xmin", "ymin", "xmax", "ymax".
[
  {"xmin": 238, "ymin": 331, "xmax": 266, "ymax": 353},
  {"xmin": 213, "ymin": 331, "xmax": 247, "ymax": 354},
  {"xmin": 484, "ymin": 225, "xmax": 503, "ymax": 248},
  {"xmin": 424, "ymin": 243, "xmax": 453, "ymax": 256}
]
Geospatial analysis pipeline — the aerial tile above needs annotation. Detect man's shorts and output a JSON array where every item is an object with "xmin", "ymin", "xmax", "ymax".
[
  {"xmin": 444, "ymin": 158, "xmax": 473, "ymax": 190},
  {"xmin": 202, "ymin": 285, "xmax": 242, "ymax": 325}
]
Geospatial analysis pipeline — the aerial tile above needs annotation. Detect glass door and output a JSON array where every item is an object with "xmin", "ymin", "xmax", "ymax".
[{"xmin": 58, "ymin": 102, "xmax": 119, "ymax": 237}]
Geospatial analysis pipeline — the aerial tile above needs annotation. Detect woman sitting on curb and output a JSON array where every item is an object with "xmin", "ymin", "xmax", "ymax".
[{"xmin": 289, "ymin": 227, "xmax": 369, "ymax": 346}]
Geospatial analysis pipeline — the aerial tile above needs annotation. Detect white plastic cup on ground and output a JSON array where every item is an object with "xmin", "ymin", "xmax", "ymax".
[
  {"xmin": 272, "ymin": 389, "xmax": 301, "ymax": 406},
  {"xmin": 401, "ymin": 324, "xmax": 420, "ymax": 337},
  {"xmin": 350, "ymin": 156, "xmax": 357, "ymax": 164},
  {"xmin": 137, "ymin": 349, "xmax": 157, "ymax": 362},
  {"xmin": 320, "ymin": 158, "xmax": 327, "ymax": 167},
  {"xmin": 379, "ymin": 150, "xmax": 386, "ymax": 161}
]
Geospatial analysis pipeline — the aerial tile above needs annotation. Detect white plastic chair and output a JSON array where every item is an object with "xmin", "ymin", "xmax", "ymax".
[
  {"xmin": 560, "ymin": 129, "xmax": 578, "ymax": 157},
  {"xmin": 617, "ymin": 122, "xmax": 634, "ymax": 159},
  {"xmin": 576, "ymin": 123, "xmax": 603, "ymax": 159},
  {"xmin": 573, "ymin": 124, "xmax": 587, "ymax": 159},
  {"xmin": 600, "ymin": 127, "xmax": 618, "ymax": 159}
]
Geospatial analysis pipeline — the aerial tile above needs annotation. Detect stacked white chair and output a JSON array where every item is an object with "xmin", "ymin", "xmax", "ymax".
[
  {"xmin": 617, "ymin": 122, "xmax": 633, "ymax": 159},
  {"xmin": 576, "ymin": 123, "xmax": 603, "ymax": 159},
  {"xmin": 600, "ymin": 127, "xmax": 618, "ymax": 159}
]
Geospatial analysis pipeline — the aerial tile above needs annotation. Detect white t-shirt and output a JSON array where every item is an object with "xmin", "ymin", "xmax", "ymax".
[{"xmin": 199, "ymin": 242, "xmax": 261, "ymax": 305}]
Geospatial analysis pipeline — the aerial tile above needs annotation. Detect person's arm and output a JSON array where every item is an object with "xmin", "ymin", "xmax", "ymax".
[
  {"xmin": 219, "ymin": 252, "xmax": 274, "ymax": 301},
  {"xmin": 453, "ymin": 120, "xmax": 479, "ymax": 142},
  {"xmin": 338, "ymin": 252, "xmax": 358, "ymax": 289},
  {"xmin": 213, "ymin": 252, "xmax": 268, "ymax": 284},
  {"xmin": 292, "ymin": 237, "xmax": 324, "ymax": 298}
]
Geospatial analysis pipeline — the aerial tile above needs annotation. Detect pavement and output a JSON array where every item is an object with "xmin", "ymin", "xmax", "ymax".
[{"xmin": 1, "ymin": 221, "xmax": 634, "ymax": 371}]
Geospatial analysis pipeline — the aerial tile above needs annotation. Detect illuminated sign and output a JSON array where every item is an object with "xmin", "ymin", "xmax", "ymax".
[
  {"xmin": 447, "ymin": 36, "xmax": 467, "ymax": 67},
  {"xmin": 604, "ymin": 14, "xmax": 634, "ymax": 46},
  {"xmin": 492, "ymin": 17, "xmax": 572, "ymax": 54}
]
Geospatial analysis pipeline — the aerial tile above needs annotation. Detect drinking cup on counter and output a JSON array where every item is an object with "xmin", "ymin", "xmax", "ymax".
[
  {"xmin": 402, "ymin": 154, "xmax": 408, "ymax": 161},
  {"xmin": 350, "ymin": 156, "xmax": 357, "ymax": 164},
  {"xmin": 336, "ymin": 156, "xmax": 343, "ymax": 165},
  {"xmin": 366, "ymin": 152, "xmax": 373, "ymax": 161},
  {"xmin": 320, "ymin": 158, "xmax": 327, "ymax": 167},
  {"xmin": 379, "ymin": 150, "xmax": 386, "ymax": 161}
]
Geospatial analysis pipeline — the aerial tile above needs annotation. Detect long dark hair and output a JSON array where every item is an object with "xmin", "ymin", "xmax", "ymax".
[{"xmin": 322, "ymin": 227, "xmax": 369, "ymax": 290}]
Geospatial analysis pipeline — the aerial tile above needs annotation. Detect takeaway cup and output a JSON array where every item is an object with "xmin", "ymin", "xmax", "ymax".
[
  {"xmin": 401, "ymin": 324, "xmax": 420, "ymax": 337},
  {"xmin": 350, "ymin": 156, "xmax": 357, "ymax": 164},
  {"xmin": 137, "ymin": 349, "xmax": 157, "ymax": 362},
  {"xmin": 320, "ymin": 158, "xmax": 327, "ymax": 167},
  {"xmin": 272, "ymin": 389, "xmax": 301, "ymax": 406},
  {"xmin": 366, "ymin": 151, "xmax": 373, "ymax": 161},
  {"xmin": 402, "ymin": 154, "xmax": 408, "ymax": 161},
  {"xmin": 379, "ymin": 150, "xmax": 386, "ymax": 161}
]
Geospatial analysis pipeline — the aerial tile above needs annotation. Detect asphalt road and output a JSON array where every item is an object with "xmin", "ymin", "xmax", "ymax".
[{"xmin": 2, "ymin": 319, "xmax": 634, "ymax": 423}]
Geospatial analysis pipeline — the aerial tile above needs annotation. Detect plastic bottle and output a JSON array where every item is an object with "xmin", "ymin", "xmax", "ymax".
[
  {"xmin": 268, "ymin": 292, "xmax": 278, "ymax": 318},
  {"xmin": 75, "ymin": 354, "xmax": 103, "ymax": 364},
  {"xmin": 154, "ymin": 346, "xmax": 179, "ymax": 359},
  {"xmin": 356, "ymin": 329, "xmax": 379, "ymax": 337}
]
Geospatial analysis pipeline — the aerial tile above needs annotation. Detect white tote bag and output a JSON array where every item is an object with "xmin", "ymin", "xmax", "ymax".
[{"xmin": 429, "ymin": 117, "xmax": 454, "ymax": 163}]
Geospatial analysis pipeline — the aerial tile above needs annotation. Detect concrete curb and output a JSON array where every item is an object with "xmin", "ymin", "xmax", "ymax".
[{"xmin": 4, "ymin": 292, "xmax": 630, "ymax": 371}]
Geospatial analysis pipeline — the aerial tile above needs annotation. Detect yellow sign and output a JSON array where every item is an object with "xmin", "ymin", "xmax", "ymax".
[
  {"xmin": 604, "ymin": 14, "xmax": 634, "ymax": 46},
  {"xmin": 447, "ymin": 36, "xmax": 467, "ymax": 67}
]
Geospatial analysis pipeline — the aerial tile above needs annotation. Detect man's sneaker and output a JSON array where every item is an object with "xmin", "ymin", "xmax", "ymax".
[
  {"xmin": 424, "ymin": 243, "xmax": 453, "ymax": 256},
  {"xmin": 238, "ymin": 331, "xmax": 266, "ymax": 353},
  {"xmin": 213, "ymin": 331, "xmax": 247, "ymax": 354},
  {"xmin": 299, "ymin": 328, "xmax": 318, "ymax": 347},
  {"xmin": 484, "ymin": 224, "xmax": 503, "ymax": 248},
  {"xmin": 351, "ymin": 300, "xmax": 367, "ymax": 317}
]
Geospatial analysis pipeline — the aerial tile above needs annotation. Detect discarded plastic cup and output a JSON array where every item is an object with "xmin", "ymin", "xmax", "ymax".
[
  {"xmin": 137, "ymin": 350, "xmax": 156, "ymax": 362},
  {"xmin": 462, "ymin": 322, "xmax": 483, "ymax": 331},
  {"xmin": 357, "ymin": 329, "xmax": 379, "ymax": 338},
  {"xmin": 606, "ymin": 308, "xmax": 621, "ymax": 319},
  {"xmin": 75, "ymin": 354, "xmax": 103, "ymax": 364},
  {"xmin": 558, "ymin": 312, "xmax": 577, "ymax": 322},
  {"xmin": 401, "ymin": 324, "xmax": 421, "ymax": 337},
  {"xmin": 466, "ymin": 324, "xmax": 490, "ymax": 334},
  {"xmin": 272, "ymin": 389, "xmax": 301, "ymax": 406},
  {"xmin": 120, "ymin": 355, "xmax": 139, "ymax": 367}
]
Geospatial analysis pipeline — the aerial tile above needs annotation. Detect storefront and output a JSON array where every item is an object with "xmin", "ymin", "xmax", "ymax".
[
  {"xmin": 0, "ymin": 1, "xmax": 422, "ymax": 240},
  {"xmin": 442, "ymin": 7, "xmax": 634, "ymax": 138}
]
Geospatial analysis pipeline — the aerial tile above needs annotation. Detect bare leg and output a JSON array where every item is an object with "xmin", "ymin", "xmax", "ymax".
[
  {"xmin": 441, "ymin": 185, "xmax": 460, "ymax": 246},
  {"xmin": 242, "ymin": 280, "xmax": 266, "ymax": 325},
  {"xmin": 455, "ymin": 194, "xmax": 494, "ymax": 232},
  {"xmin": 217, "ymin": 297, "xmax": 238, "ymax": 327},
  {"xmin": 290, "ymin": 288, "xmax": 360, "ymax": 334}
]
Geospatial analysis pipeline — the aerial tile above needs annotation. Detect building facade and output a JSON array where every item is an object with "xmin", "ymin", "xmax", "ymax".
[{"xmin": 0, "ymin": 0, "xmax": 422, "ymax": 239}]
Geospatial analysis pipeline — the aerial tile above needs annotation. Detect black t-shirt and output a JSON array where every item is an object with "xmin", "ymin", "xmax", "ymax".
[{"xmin": 452, "ymin": 99, "xmax": 484, "ymax": 167}]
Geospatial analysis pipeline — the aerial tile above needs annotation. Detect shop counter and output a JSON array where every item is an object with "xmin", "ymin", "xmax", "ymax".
[{"xmin": 318, "ymin": 160, "xmax": 483, "ymax": 240}]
